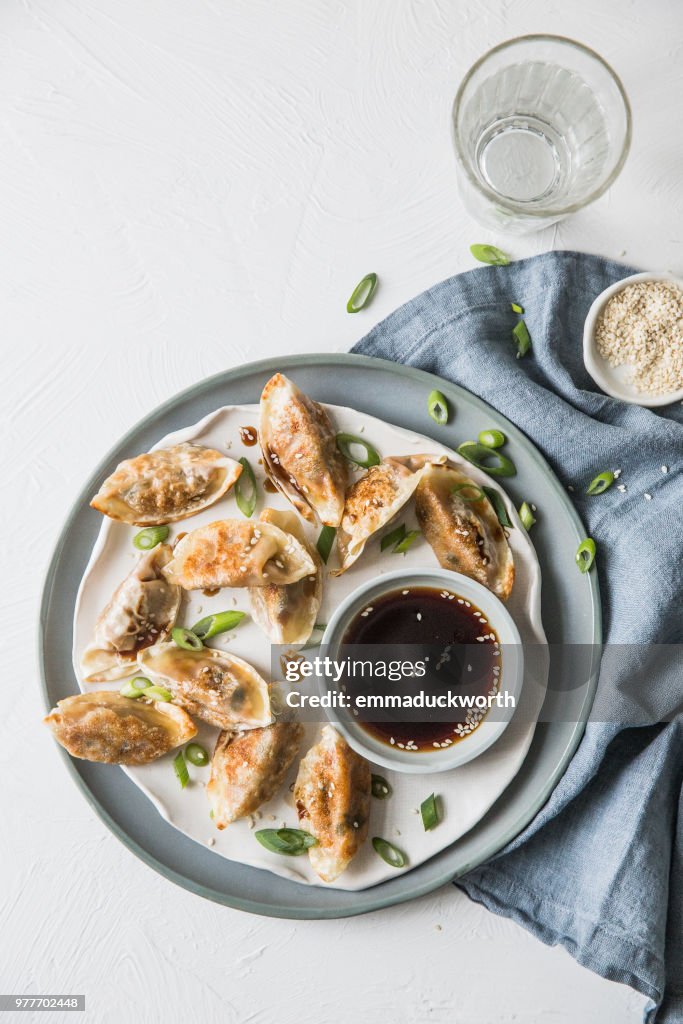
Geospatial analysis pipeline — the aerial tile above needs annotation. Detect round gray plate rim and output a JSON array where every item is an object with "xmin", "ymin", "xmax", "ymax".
[{"xmin": 38, "ymin": 353, "xmax": 601, "ymax": 919}]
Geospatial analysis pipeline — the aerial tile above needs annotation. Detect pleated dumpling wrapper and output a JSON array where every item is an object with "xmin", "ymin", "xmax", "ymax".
[
  {"xmin": 293, "ymin": 725, "xmax": 371, "ymax": 883},
  {"xmin": 138, "ymin": 643, "xmax": 272, "ymax": 731},
  {"xmin": 91, "ymin": 442, "xmax": 242, "ymax": 526},
  {"xmin": 414, "ymin": 462, "xmax": 515, "ymax": 600},
  {"xmin": 249, "ymin": 508, "xmax": 322, "ymax": 645},
  {"xmin": 81, "ymin": 544, "xmax": 181, "ymax": 683},
  {"xmin": 163, "ymin": 518, "xmax": 315, "ymax": 590},
  {"xmin": 44, "ymin": 692, "xmax": 196, "ymax": 765},
  {"xmin": 334, "ymin": 454, "xmax": 446, "ymax": 575},
  {"xmin": 207, "ymin": 720, "xmax": 304, "ymax": 828},
  {"xmin": 259, "ymin": 373, "xmax": 347, "ymax": 527}
]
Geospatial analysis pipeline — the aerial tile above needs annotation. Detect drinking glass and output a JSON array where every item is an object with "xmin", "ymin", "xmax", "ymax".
[{"xmin": 451, "ymin": 35, "xmax": 632, "ymax": 233}]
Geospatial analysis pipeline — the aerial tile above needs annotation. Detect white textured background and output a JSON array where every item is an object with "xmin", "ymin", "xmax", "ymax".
[{"xmin": 6, "ymin": 0, "xmax": 682, "ymax": 1020}]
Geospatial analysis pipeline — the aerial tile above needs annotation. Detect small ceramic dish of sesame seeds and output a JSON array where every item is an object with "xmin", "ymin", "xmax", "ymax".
[
  {"xmin": 320, "ymin": 569, "xmax": 524, "ymax": 774},
  {"xmin": 583, "ymin": 271, "xmax": 683, "ymax": 407}
]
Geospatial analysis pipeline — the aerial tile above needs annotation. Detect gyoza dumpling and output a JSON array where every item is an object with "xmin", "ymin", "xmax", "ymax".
[
  {"xmin": 91, "ymin": 442, "xmax": 242, "ymax": 525},
  {"xmin": 207, "ymin": 720, "xmax": 304, "ymax": 827},
  {"xmin": 259, "ymin": 373, "xmax": 347, "ymax": 526},
  {"xmin": 138, "ymin": 643, "xmax": 272, "ymax": 730},
  {"xmin": 249, "ymin": 509, "xmax": 322, "ymax": 644},
  {"xmin": 163, "ymin": 519, "xmax": 315, "ymax": 590},
  {"xmin": 44, "ymin": 692, "xmax": 196, "ymax": 765},
  {"xmin": 334, "ymin": 454, "xmax": 446, "ymax": 575},
  {"xmin": 415, "ymin": 462, "xmax": 515, "ymax": 600},
  {"xmin": 81, "ymin": 544, "xmax": 181, "ymax": 683},
  {"xmin": 293, "ymin": 725, "xmax": 371, "ymax": 883}
]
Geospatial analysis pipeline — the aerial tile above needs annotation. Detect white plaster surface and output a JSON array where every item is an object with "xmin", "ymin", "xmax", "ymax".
[{"xmin": 5, "ymin": 0, "xmax": 681, "ymax": 1020}]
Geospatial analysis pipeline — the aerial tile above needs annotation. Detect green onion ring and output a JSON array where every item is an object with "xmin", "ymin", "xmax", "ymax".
[
  {"xmin": 192, "ymin": 611, "xmax": 246, "ymax": 640},
  {"xmin": 144, "ymin": 685, "xmax": 173, "ymax": 702},
  {"xmin": 172, "ymin": 627, "xmax": 204, "ymax": 651},
  {"xmin": 470, "ymin": 244, "xmax": 510, "ymax": 266},
  {"xmin": 420, "ymin": 793, "xmax": 440, "ymax": 831},
  {"xmin": 519, "ymin": 501, "xmax": 536, "ymax": 530},
  {"xmin": 235, "ymin": 457, "xmax": 257, "ymax": 518},
  {"xmin": 512, "ymin": 319, "xmax": 531, "ymax": 358},
  {"xmin": 336, "ymin": 433, "xmax": 381, "ymax": 468},
  {"xmin": 371, "ymin": 774, "xmax": 392, "ymax": 800},
  {"xmin": 586, "ymin": 471, "xmax": 615, "ymax": 496},
  {"xmin": 477, "ymin": 428, "xmax": 506, "ymax": 449},
  {"xmin": 372, "ymin": 837, "xmax": 407, "ymax": 868},
  {"xmin": 482, "ymin": 486, "xmax": 513, "ymax": 529},
  {"xmin": 576, "ymin": 538, "xmax": 596, "ymax": 574},
  {"xmin": 381, "ymin": 523, "xmax": 406, "ymax": 552},
  {"xmin": 133, "ymin": 526, "xmax": 169, "ymax": 550},
  {"xmin": 393, "ymin": 529, "xmax": 420, "ymax": 554},
  {"xmin": 316, "ymin": 525, "xmax": 336, "ymax": 564},
  {"xmin": 255, "ymin": 828, "xmax": 318, "ymax": 856},
  {"xmin": 185, "ymin": 742, "xmax": 209, "ymax": 767},
  {"xmin": 173, "ymin": 750, "xmax": 189, "ymax": 789},
  {"xmin": 451, "ymin": 482, "xmax": 485, "ymax": 502},
  {"xmin": 511, "ymin": 302, "xmax": 524, "ymax": 314},
  {"xmin": 427, "ymin": 390, "xmax": 449, "ymax": 425},
  {"xmin": 346, "ymin": 272, "xmax": 378, "ymax": 313},
  {"xmin": 457, "ymin": 441, "xmax": 516, "ymax": 478}
]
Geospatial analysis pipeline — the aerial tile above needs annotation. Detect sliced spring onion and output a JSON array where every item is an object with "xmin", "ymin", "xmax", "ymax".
[
  {"xmin": 336, "ymin": 433, "xmax": 381, "ymax": 468},
  {"xmin": 478, "ymin": 428, "xmax": 506, "ymax": 449},
  {"xmin": 133, "ymin": 526, "xmax": 169, "ymax": 550},
  {"xmin": 512, "ymin": 319, "xmax": 531, "ymax": 358},
  {"xmin": 371, "ymin": 774, "xmax": 392, "ymax": 799},
  {"xmin": 482, "ymin": 486, "xmax": 513, "ymax": 529},
  {"xmin": 420, "ymin": 793, "xmax": 440, "ymax": 831},
  {"xmin": 586, "ymin": 471, "xmax": 615, "ymax": 496},
  {"xmin": 144, "ymin": 685, "xmax": 173, "ymax": 702},
  {"xmin": 192, "ymin": 611, "xmax": 246, "ymax": 640},
  {"xmin": 372, "ymin": 836, "xmax": 407, "ymax": 868},
  {"xmin": 428, "ymin": 389, "xmax": 449, "ymax": 425},
  {"xmin": 120, "ymin": 679, "xmax": 149, "ymax": 699},
  {"xmin": 185, "ymin": 742, "xmax": 209, "ymax": 767},
  {"xmin": 255, "ymin": 828, "xmax": 318, "ymax": 856},
  {"xmin": 173, "ymin": 750, "xmax": 189, "ymax": 789},
  {"xmin": 393, "ymin": 529, "xmax": 420, "ymax": 554},
  {"xmin": 172, "ymin": 627, "xmax": 204, "ymax": 651},
  {"xmin": 470, "ymin": 244, "xmax": 510, "ymax": 266},
  {"xmin": 511, "ymin": 302, "xmax": 524, "ymax": 314},
  {"xmin": 519, "ymin": 501, "xmax": 536, "ymax": 530},
  {"xmin": 316, "ymin": 525, "xmax": 336, "ymax": 564},
  {"xmin": 576, "ymin": 537, "xmax": 596, "ymax": 574},
  {"xmin": 457, "ymin": 441, "xmax": 516, "ymax": 478},
  {"xmin": 346, "ymin": 272, "xmax": 378, "ymax": 313},
  {"xmin": 381, "ymin": 523, "xmax": 406, "ymax": 552},
  {"xmin": 451, "ymin": 482, "xmax": 485, "ymax": 502},
  {"xmin": 235, "ymin": 457, "xmax": 257, "ymax": 518}
]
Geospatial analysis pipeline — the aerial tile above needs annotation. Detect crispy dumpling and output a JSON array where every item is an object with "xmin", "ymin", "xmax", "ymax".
[
  {"xmin": 249, "ymin": 509, "xmax": 322, "ymax": 645},
  {"xmin": 163, "ymin": 518, "xmax": 315, "ymax": 590},
  {"xmin": 138, "ymin": 643, "xmax": 272, "ymax": 730},
  {"xmin": 91, "ymin": 442, "xmax": 242, "ymax": 526},
  {"xmin": 259, "ymin": 373, "xmax": 348, "ymax": 527},
  {"xmin": 293, "ymin": 725, "xmax": 371, "ymax": 883},
  {"xmin": 415, "ymin": 463, "xmax": 515, "ymax": 600},
  {"xmin": 207, "ymin": 720, "xmax": 304, "ymax": 827},
  {"xmin": 44, "ymin": 692, "xmax": 196, "ymax": 765},
  {"xmin": 81, "ymin": 544, "xmax": 181, "ymax": 683},
  {"xmin": 334, "ymin": 454, "xmax": 446, "ymax": 575}
]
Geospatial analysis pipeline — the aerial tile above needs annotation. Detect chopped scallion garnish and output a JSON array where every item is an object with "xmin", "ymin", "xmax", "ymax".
[
  {"xmin": 336, "ymin": 433, "xmax": 381, "ymax": 468},
  {"xmin": 458, "ymin": 441, "xmax": 516, "ymax": 478},
  {"xmin": 372, "ymin": 836, "xmax": 407, "ymax": 868},
  {"xmin": 255, "ymin": 828, "xmax": 318, "ymax": 856},
  {"xmin": 586, "ymin": 471, "xmax": 615, "ymax": 496},
  {"xmin": 316, "ymin": 525, "xmax": 336, "ymax": 564},
  {"xmin": 519, "ymin": 501, "xmax": 536, "ymax": 530},
  {"xmin": 470, "ymin": 244, "xmax": 510, "ymax": 266},
  {"xmin": 576, "ymin": 538, "xmax": 596, "ymax": 574},
  {"xmin": 371, "ymin": 774, "xmax": 392, "ymax": 799},
  {"xmin": 192, "ymin": 611, "xmax": 246, "ymax": 640},
  {"xmin": 173, "ymin": 750, "xmax": 189, "ymax": 789},
  {"xmin": 478, "ymin": 428, "xmax": 506, "ymax": 449},
  {"xmin": 185, "ymin": 742, "xmax": 209, "ymax": 767},
  {"xmin": 381, "ymin": 523, "xmax": 406, "ymax": 552},
  {"xmin": 427, "ymin": 389, "xmax": 449, "ymax": 425},
  {"xmin": 133, "ymin": 526, "xmax": 169, "ymax": 550},
  {"xmin": 420, "ymin": 793, "xmax": 440, "ymax": 831},
  {"xmin": 144, "ymin": 685, "xmax": 173, "ymax": 702},
  {"xmin": 119, "ymin": 677, "xmax": 152, "ymax": 699},
  {"xmin": 451, "ymin": 482, "xmax": 485, "ymax": 502},
  {"xmin": 346, "ymin": 272, "xmax": 378, "ymax": 313},
  {"xmin": 172, "ymin": 627, "xmax": 204, "ymax": 651},
  {"xmin": 511, "ymin": 302, "xmax": 524, "ymax": 314},
  {"xmin": 393, "ymin": 529, "xmax": 420, "ymax": 554},
  {"xmin": 235, "ymin": 457, "xmax": 257, "ymax": 518},
  {"xmin": 512, "ymin": 319, "xmax": 531, "ymax": 358},
  {"xmin": 482, "ymin": 486, "xmax": 513, "ymax": 529}
]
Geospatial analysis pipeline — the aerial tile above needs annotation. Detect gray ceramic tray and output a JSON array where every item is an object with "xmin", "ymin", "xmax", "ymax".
[{"xmin": 39, "ymin": 354, "xmax": 601, "ymax": 919}]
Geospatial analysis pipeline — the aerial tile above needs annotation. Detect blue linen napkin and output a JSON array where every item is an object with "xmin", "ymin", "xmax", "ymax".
[{"xmin": 352, "ymin": 251, "xmax": 683, "ymax": 1023}]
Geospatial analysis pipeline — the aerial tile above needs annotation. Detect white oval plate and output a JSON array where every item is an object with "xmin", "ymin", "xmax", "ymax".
[{"xmin": 72, "ymin": 403, "xmax": 548, "ymax": 890}]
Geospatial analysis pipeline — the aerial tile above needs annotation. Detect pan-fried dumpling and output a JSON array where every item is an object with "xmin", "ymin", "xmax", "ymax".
[
  {"xmin": 249, "ymin": 509, "xmax": 322, "ymax": 645},
  {"xmin": 259, "ymin": 373, "xmax": 347, "ymax": 526},
  {"xmin": 91, "ymin": 442, "xmax": 242, "ymax": 525},
  {"xmin": 207, "ymin": 720, "xmax": 304, "ymax": 827},
  {"xmin": 138, "ymin": 643, "xmax": 272, "ymax": 730},
  {"xmin": 415, "ymin": 463, "xmax": 515, "ymax": 600},
  {"xmin": 44, "ymin": 692, "xmax": 196, "ymax": 765},
  {"xmin": 163, "ymin": 518, "xmax": 315, "ymax": 590},
  {"xmin": 333, "ymin": 454, "xmax": 446, "ymax": 575},
  {"xmin": 293, "ymin": 725, "xmax": 371, "ymax": 883},
  {"xmin": 81, "ymin": 544, "xmax": 181, "ymax": 683}
]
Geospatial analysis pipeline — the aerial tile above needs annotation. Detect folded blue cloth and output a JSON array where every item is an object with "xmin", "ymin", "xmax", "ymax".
[{"xmin": 352, "ymin": 251, "xmax": 683, "ymax": 1023}]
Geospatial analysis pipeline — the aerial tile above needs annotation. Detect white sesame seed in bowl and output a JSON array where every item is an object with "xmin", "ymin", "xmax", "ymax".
[{"xmin": 583, "ymin": 272, "xmax": 683, "ymax": 407}]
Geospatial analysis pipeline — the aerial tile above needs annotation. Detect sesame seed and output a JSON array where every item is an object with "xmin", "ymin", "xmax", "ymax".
[
  {"xmin": 617, "ymin": 484, "xmax": 627, "ymax": 493},
  {"xmin": 644, "ymin": 493, "xmax": 652, "ymax": 500},
  {"xmin": 614, "ymin": 469, "xmax": 622, "ymax": 479},
  {"xmin": 661, "ymin": 465, "xmax": 669, "ymax": 473},
  {"xmin": 207, "ymin": 837, "xmax": 215, "ymax": 847}
]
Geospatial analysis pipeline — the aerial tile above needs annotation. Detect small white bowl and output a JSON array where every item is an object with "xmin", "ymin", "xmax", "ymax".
[
  {"xmin": 583, "ymin": 271, "xmax": 683, "ymax": 407},
  {"xmin": 319, "ymin": 568, "xmax": 523, "ymax": 775}
]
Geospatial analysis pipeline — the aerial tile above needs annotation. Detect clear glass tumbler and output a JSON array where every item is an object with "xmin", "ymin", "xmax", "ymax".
[{"xmin": 452, "ymin": 35, "xmax": 632, "ymax": 234}]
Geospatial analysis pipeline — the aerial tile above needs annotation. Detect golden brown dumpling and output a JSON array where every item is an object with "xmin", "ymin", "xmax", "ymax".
[
  {"xmin": 207, "ymin": 720, "xmax": 304, "ymax": 827},
  {"xmin": 163, "ymin": 519, "xmax": 316, "ymax": 590},
  {"xmin": 81, "ymin": 544, "xmax": 181, "ymax": 683},
  {"xmin": 259, "ymin": 373, "xmax": 348, "ymax": 526},
  {"xmin": 138, "ymin": 643, "xmax": 272, "ymax": 730},
  {"xmin": 415, "ymin": 462, "xmax": 515, "ymax": 600},
  {"xmin": 248, "ymin": 509, "xmax": 322, "ymax": 645},
  {"xmin": 91, "ymin": 442, "xmax": 242, "ymax": 526},
  {"xmin": 293, "ymin": 725, "xmax": 371, "ymax": 883},
  {"xmin": 44, "ymin": 692, "xmax": 196, "ymax": 765}
]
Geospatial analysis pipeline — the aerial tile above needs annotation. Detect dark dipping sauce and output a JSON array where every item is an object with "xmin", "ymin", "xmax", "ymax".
[
  {"xmin": 239, "ymin": 425, "xmax": 258, "ymax": 447},
  {"xmin": 340, "ymin": 585, "xmax": 499, "ymax": 752}
]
